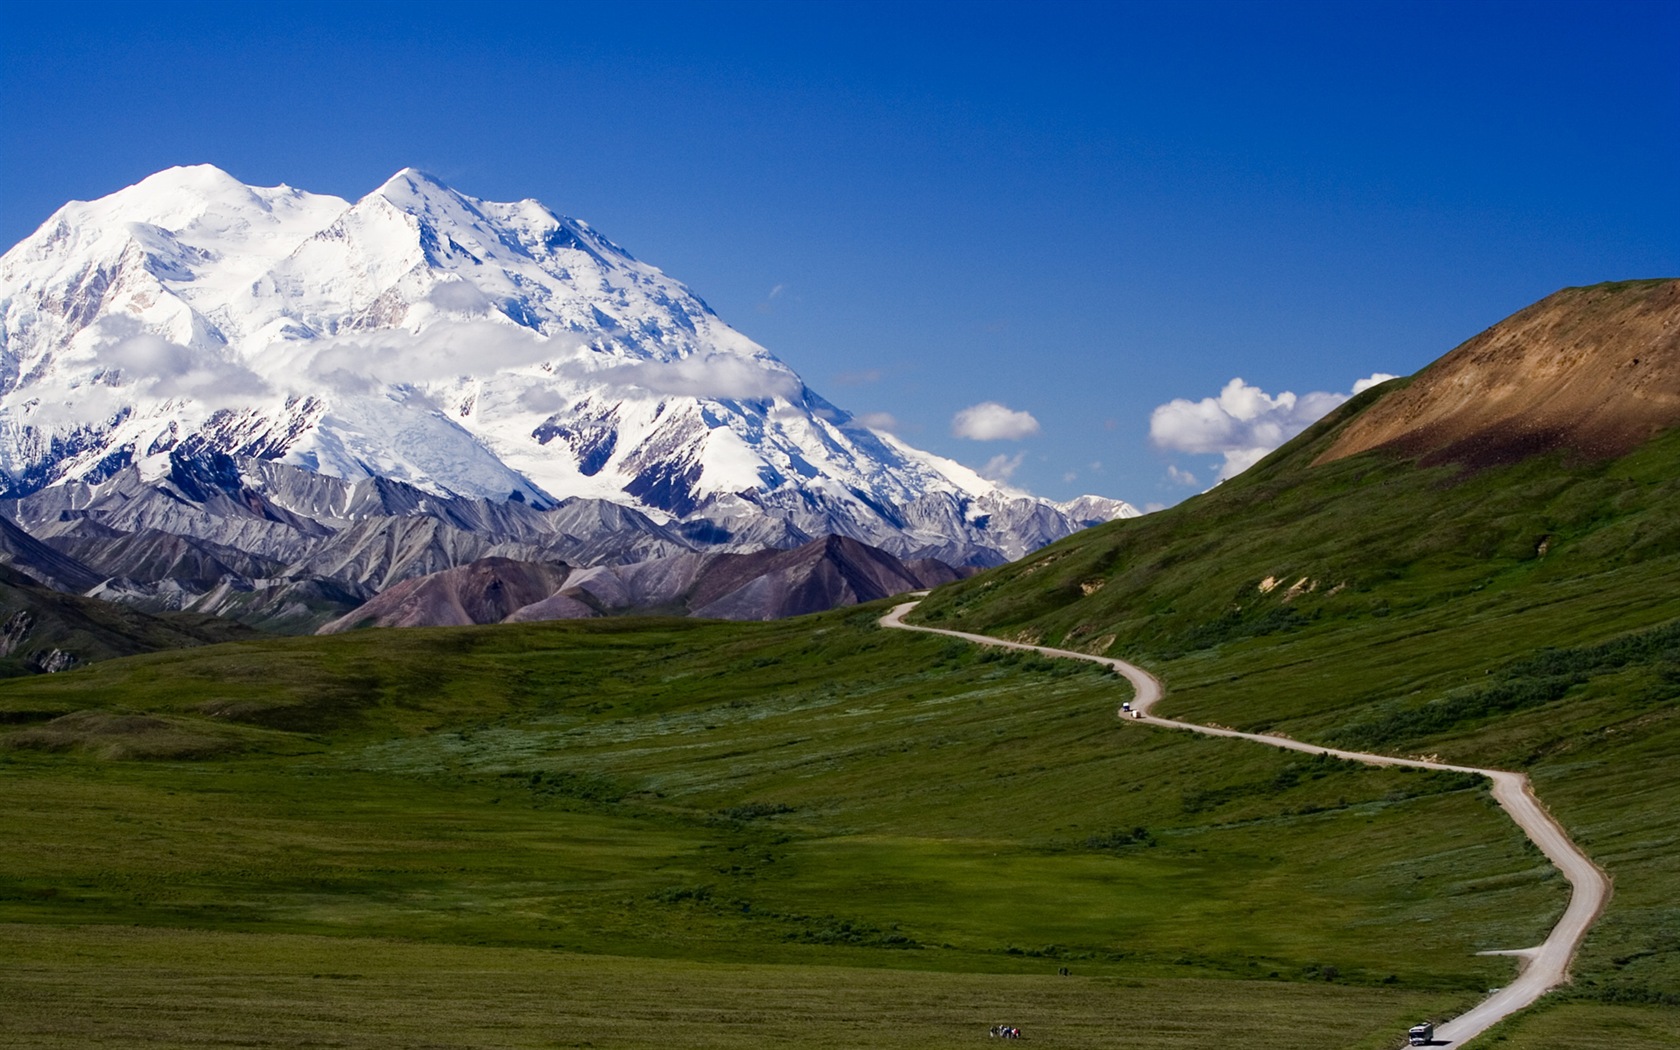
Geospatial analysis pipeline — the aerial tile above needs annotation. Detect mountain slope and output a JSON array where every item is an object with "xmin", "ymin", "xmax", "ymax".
[
  {"xmin": 0, "ymin": 515, "xmax": 103, "ymax": 593},
  {"xmin": 916, "ymin": 280, "xmax": 1680, "ymax": 654},
  {"xmin": 911, "ymin": 279, "xmax": 1680, "ymax": 1015},
  {"xmin": 0, "ymin": 563, "xmax": 249, "ymax": 675},
  {"xmin": 0, "ymin": 165, "xmax": 1135, "ymax": 566},
  {"xmin": 320, "ymin": 535, "xmax": 970, "ymax": 631},
  {"xmin": 316, "ymin": 556, "xmax": 573, "ymax": 631},
  {"xmin": 1318, "ymin": 278, "xmax": 1680, "ymax": 468}
]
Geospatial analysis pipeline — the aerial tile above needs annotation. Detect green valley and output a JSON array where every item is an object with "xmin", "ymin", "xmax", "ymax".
[{"xmin": 2, "ymin": 606, "xmax": 1547, "ymax": 1048}]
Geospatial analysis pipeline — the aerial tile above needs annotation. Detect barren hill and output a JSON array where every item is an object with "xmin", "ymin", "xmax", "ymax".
[
  {"xmin": 317, "ymin": 557, "xmax": 573, "ymax": 633},
  {"xmin": 319, "ymin": 535, "xmax": 969, "ymax": 632},
  {"xmin": 1317, "ymin": 279, "xmax": 1680, "ymax": 469}
]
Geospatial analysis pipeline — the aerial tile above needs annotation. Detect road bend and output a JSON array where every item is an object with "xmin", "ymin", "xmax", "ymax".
[{"xmin": 880, "ymin": 599, "xmax": 1610, "ymax": 1048}]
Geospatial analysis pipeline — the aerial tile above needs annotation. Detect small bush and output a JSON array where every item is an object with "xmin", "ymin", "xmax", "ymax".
[{"xmin": 1084, "ymin": 826, "xmax": 1154, "ymax": 849}]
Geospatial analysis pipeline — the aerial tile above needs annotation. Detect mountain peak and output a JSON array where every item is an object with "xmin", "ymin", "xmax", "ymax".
[
  {"xmin": 131, "ymin": 163, "xmax": 248, "ymax": 196},
  {"xmin": 0, "ymin": 166, "xmax": 1138, "ymax": 566},
  {"xmin": 50, "ymin": 163, "xmax": 270, "ymax": 234},
  {"xmin": 377, "ymin": 166, "xmax": 447, "ymax": 191},
  {"xmin": 373, "ymin": 167, "xmax": 465, "ymax": 210}
]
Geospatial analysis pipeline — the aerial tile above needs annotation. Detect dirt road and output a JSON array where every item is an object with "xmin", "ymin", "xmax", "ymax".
[{"xmin": 880, "ymin": 600, "xmax": 1610, "ymax": 1048}]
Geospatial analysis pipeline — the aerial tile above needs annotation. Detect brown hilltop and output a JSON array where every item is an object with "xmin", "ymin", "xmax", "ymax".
[{"xmin": 1317, "ymin": 279, "xmax": 1680, "ymax": 469}]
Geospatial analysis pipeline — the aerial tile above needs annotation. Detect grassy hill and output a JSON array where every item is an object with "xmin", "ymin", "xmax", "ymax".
[{"xmin": 911, "ymin": 285, "xmax": 1680, "ymax": 1043}]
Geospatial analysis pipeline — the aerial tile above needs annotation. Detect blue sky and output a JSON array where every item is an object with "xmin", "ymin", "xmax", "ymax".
[{"xmin": 2, "ymin": 0, "xmax": 1675, "ymax": 508}]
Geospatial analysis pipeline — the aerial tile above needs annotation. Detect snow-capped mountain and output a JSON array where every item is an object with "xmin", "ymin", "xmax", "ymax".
[{"xmin": 0, "ymin": 165, "xmax": 1136, "ymax": 565}]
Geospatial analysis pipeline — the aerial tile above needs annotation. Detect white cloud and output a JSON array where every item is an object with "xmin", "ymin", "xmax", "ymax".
[
  {"xmin": 1150, "ymin": 373, "xmax": 1394, "ymax": 481},
  {"xmin": 70, "ymin": 314, "xmax": 809, "ymax": 425},
  {"xmin": 281, "ymin": 320, "xmax": 584, "ymax": 396},
  {"xmin": 1062, "ymin": 470, "xmax": 1078, "ymax": 483},
  {"xmin": 275, "ymin": 321, "xmax": 799, "ymax": 404},
  {"xmin": 952, "ymin": 401, "xmax": 1040, "ymax": 441},
  {"xmin": 515, "ymin": 383, "xmax": 567, "ymax": 414},
  {"xmin": 1353, "ymin": 372, "xmax": 1399, "ymax": 395},
  {"xmin": 591, "ymin": 352, "xmax": 804, "ymax": 402},
  {"xmin": 855, "ymin": 410, "xmax": 900, "ymax": 432},
  {"xmin": 1167, "ymin": 464, "xmax": 1198, "ymax": 487},
  {"xmin": 980, "ymin": 451, "xmax": 1026, "ymax": 481},
  {"xmin": 96, "ymin": 321, "xmax": 272, "ymax": 407},
  {"xmin": 425, "ymin": 279, "xmax": 493, "ymax": 313}
]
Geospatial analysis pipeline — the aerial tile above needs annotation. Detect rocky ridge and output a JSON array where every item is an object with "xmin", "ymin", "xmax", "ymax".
[{"xmin": 318, "ymin": 535, "xmax": 973, "ymax": 633}]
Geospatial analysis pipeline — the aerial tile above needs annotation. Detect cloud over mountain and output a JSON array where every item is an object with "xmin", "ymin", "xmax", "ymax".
[
  {"xmin": 1151, "ymin": 374, "xmax": 1395, "ymax": 481},
  {"xmin": 981, "ymin": 451, "xmax": 1026, "ymax": 481},
  {"xmin": 96, "ymin": 320, "xmax": 272, "ymax": 406},
  {"xmin": 952, "ymin": 401, "xmax": 1040, "ymax": 441},
  {"xmin": 590, "ymin": 352, "xmax": 805, "ymax": 401},
  {"xmin": 280, "ymin": 322, "xmax": 583, "ymax": 396}
]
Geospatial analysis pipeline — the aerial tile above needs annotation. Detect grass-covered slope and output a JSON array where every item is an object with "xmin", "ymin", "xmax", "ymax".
[
  {"xmin": 915, "ymin": 383, "xmax": 1680, "ymax": 666},
  {"xmin": 2, "ymin": 606, "xmax": 1556, "ymax": 1048},
  {"xmin": 912, "ymin": 299, "xmax": 1680, "ymax": 1039}
]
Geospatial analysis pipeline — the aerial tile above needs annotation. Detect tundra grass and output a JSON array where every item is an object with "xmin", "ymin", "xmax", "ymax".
[
  {"xmin": 0, "ymin": 924, "xmax": 1454, "ymax": 1050},
  {"xmin": 1468, "ymin": 1000, "xmax": 1680, "ymax": 1050},
  {"xmin": 915, "ymin": 387, "xmax": 1680, "ymax": 1034},
  {"xmin": 0, "ymin": 606, "xmax": 1542, "ymax": 1043}
]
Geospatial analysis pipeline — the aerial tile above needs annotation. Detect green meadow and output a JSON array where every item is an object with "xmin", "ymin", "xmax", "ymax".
[
  {"xmin": 2, "ymin": 924, "xmax": 1455, "ymax": 1050},
  {"xmin": 3, "ymin": 606, "xmax": 1543, "ymax": 1047}
]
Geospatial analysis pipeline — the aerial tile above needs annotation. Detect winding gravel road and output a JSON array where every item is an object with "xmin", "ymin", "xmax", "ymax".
[{"xmin": 880, "ymin": 600, "xmax": 1610, "ymax": 1048}]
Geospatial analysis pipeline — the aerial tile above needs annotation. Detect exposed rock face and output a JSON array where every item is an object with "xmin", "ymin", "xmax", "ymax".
[
  {"xmin": 2, "ymin": 442, "xmax": 1003, "ymax": 633},
  {"xmin": 0, "ymin": 516, "xmax": 103, "ymax": 593},
  {"xmin": 45, "ymin": 528, "xmax": 282, "ymax": 589},
  {"xmin": 322, "ymin": 535, "xmax": 973, "ymax": 632},
  {"xmin": 318, "ymin": 557, "xmax": 572, "ymax": 632},
  {"xmin": 0, "ymin": 609, "xmax": 34, "ymax": 656},
  {"xmin": 1317, "ymin": 279, "xmax": 1680, "ymax": 469},
  {"xmin": 33, "ymin": 648, "xmax": 77, "ymax": 674}
]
